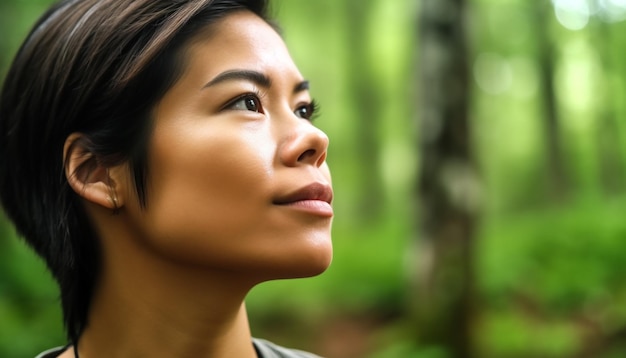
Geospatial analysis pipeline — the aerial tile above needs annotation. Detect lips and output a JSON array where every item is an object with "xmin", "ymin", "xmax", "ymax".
[{"xmin": 273, "ymin": 183, "xmax": 333, "ymax": 206}]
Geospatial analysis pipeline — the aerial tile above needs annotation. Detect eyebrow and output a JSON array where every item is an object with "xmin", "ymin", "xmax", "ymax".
[{"xmin": 203, "ymin": 69, "xmax": 310, "ymax": 94}]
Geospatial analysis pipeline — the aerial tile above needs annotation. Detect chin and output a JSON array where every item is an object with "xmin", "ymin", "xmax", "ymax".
[
  {"xmin": 264, "ymin": 240, "xmax": 333, "ymax": 281},
  {"xmin": 295, "ymin": 248, "xmax": 333, "ymax": 278}
]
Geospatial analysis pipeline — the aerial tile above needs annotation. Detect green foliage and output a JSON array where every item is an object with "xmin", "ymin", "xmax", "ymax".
[
  {"xmin": 477, "ymin": 197, "xmax": 626, "ymax": 357},
  {"xmin": 0, "ymin": 221, "xmax": 64, "ymax": 357},
  {"xmin": 478, "ymin": 310, "xmax": 580, "ymax": 357}
]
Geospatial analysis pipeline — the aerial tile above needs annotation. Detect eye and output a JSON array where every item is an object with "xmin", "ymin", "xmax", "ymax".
[
  {"xmin": 295, "ymin": 100, "xmax": 319, "ymax": 121},
  {"xmin": 226, "ymin": 94, "xmax": 264, "ymax": 113}
]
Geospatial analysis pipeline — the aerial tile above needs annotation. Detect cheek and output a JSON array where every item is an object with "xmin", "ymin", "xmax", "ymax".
[{"xmin": 133, "ymin": 124, "xmax": 276, "ymax": 262}]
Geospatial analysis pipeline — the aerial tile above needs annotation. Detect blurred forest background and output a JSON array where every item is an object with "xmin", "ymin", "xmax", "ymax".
[{"xmin": 2, "ymin": 0, "xmax": 626, "ymax": 357}]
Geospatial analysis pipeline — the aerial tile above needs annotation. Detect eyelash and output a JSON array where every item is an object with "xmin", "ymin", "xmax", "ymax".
[
  {"xmin": 223, "ymin": 91, "xmax": 264, "ymax": 114},
  {"xmin": 224, "ymin": 92, "xmax": 320, "ymax": 122},
  {"xmin": 295, "ymin": 99, "xmax": 320, "ymax": 122}
]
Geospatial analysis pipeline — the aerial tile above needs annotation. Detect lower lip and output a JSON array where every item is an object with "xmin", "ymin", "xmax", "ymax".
[{"xmin": 278, "ymin": 200, "xmax": 334, "ymax": 217}]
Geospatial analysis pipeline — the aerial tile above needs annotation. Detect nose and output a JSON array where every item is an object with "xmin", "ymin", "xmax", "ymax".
[{"xmin": 279, "ymin": 121, "xmax": 329, "ymax": 168}]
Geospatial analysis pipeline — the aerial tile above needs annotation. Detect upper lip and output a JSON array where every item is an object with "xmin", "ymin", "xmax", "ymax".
[{"xmin": 273, "ymin": 183, "xmax": 333, "ymax": 205}]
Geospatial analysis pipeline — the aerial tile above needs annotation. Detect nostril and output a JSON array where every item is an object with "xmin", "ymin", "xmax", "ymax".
[{"xmin": 297, "ymin": 149, "xmax": 316, "ymax": 162}]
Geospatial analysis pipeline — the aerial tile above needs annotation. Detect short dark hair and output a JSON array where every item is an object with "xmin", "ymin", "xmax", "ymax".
[{"xmin": 0, "ymin": 0, "xmax": 270, "ymax": 343}]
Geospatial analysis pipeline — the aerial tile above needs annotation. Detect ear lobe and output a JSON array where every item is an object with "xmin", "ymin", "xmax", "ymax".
[{"xmin": 63, "ymin": 133, "xmax": 123, "ymax": 210}]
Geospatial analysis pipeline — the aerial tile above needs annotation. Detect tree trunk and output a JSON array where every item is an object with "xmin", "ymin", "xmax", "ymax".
[
  {"xmin": 415, "ymin": 0, "xmax": 477, "ymax": 357},
  {"xmin": 590, "ymin": 19, "xmax": 624, "ymax": 195},
  {"xmin": 536, "ymin": 0, "xmax": 569, "ymax": 200}
]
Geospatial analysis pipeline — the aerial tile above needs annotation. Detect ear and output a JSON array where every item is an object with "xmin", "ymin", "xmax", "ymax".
[{"xmin": 63, "ymin": 133, "xmax": 125, "ymax": 210}]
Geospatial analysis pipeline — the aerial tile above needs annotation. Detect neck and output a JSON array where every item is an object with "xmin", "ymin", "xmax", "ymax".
[
  {"xmin": 70, "ymin": 208, "xmax": 259, "ymax": 358},
  {"xmin": 78, "ymin": 299, "xmax": 255, "ymax": 358}
]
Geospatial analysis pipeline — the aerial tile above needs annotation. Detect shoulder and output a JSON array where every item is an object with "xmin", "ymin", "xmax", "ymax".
[
  {"xmin": 35, "ymin": 346, "xmax": 67, "ymax": 358},
  {"xmin": 36, "ymin": 341, "xmax": 321, "ymax": 358},
  {"xmin": 253, "ymin": 338, "xmax": 323, "ymax": 358}
]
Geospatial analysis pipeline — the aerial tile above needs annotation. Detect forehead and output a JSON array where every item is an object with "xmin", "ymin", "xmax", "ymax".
[{"xmin": 181, "ymin": 10, "xmax": 301, "ymax": 87}]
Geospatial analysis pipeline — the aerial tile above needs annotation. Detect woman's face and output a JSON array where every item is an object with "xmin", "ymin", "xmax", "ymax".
[{"xmin": 120, "ymin": 11, "xmax": 333, "ymax": 279}]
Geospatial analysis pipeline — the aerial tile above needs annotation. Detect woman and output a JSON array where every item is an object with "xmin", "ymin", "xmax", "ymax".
[{"xmin": 0, "ymin": 0, "xmax": 333, "ymax": 357}]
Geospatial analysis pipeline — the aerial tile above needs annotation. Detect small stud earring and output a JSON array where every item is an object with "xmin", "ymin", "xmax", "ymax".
[
  {"xmin": 109, "ymin": 195, "xmax": 119, "ymax": 214},
  {"xmin": 105, "ymin": 168, "xmax": 120, "ymax": 214}
]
